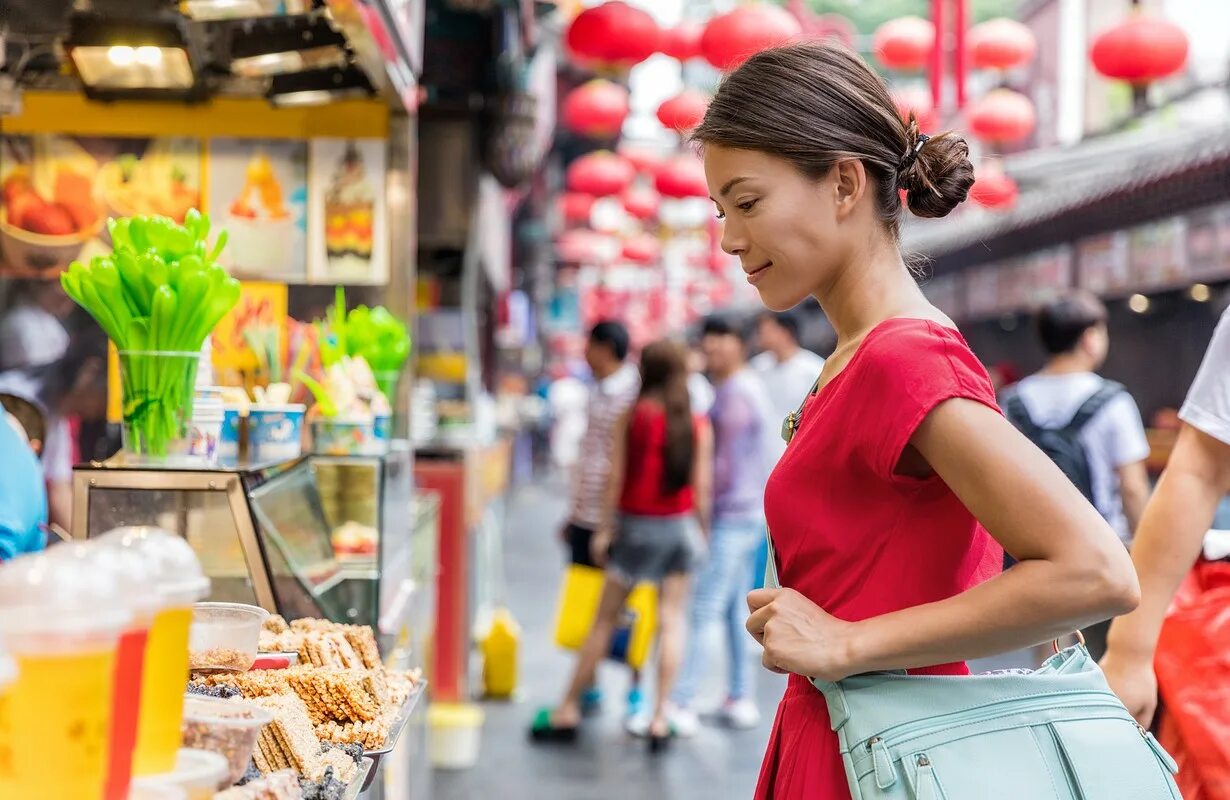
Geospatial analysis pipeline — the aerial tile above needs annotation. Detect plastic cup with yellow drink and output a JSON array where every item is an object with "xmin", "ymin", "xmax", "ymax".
[
  {"xmin": 0, "ymin": 635, "xmax": 18, "ymax": 797},
  {"xmin": 95, "ymin": 528, "xmax": 210, "ymax": 777},
  {"xmin": 0, "ymin": 551, "xmax": 132, "ymax": 800},
  {"xmin": 50, "ymin": 541, "xmax": 165, "ymax": 800}
]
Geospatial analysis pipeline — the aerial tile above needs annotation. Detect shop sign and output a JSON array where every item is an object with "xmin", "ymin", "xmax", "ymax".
[
  {"xmin": 1076, "ymin": 230, "xmax": 1130, "ymax": 294},
  {"xmin": 307, "ymin": 138, "xmax": 389, "ymax": 285},
  {"xmin": 210, "ymin": 281, "xmax": 288, "ymax": 386},
  {"xmin": 1186, "ymin": 202, "xmax": 1230, "ymax": 282},
  {"xmin": 1128, "ymin": 215, "xmax": 1187, "ymax": 291},
  {"xmin": 1020, "ymin": 246, "xmax": 1074, "ymax": 307}
]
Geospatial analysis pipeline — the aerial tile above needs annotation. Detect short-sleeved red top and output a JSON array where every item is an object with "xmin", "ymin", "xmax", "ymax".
[
  {"xmin": 618, "ymin": 400, "xmax": 702, "ymax": 517},
  {"xmin": 755, "ymin": 318, "xmax": 1004, "ymax": 800}
]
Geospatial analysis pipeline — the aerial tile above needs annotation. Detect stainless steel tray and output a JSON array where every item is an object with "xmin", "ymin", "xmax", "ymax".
[
  {"xmin": 344, "ymin": 757, "xmax": 374, "ymax": 799},
  {"xmin": 360, "ymin": 681, "xmax": 428, "ymax": 790}
]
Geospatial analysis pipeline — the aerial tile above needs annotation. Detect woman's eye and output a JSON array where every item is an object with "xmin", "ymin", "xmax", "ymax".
[
  {"xmin": 714, "ymin": 209, "xmax": 726, "ymax": 220},
  {"xmin": 737, "ymin": 199, "xmax": 758, "ymax": 212}
]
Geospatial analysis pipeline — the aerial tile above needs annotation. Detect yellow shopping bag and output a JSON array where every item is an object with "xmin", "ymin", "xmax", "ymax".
[{"xmin": 552, "ymin": 564, "xmax": 658, "ymax": 669}]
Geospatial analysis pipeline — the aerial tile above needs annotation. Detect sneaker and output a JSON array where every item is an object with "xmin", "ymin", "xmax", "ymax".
[
  {"xmin": 669, "ymin": 705, "xmax": 700, "ymax": 739},
  {"xmin": 624, "ymin": 713, "xmax": 650, "ymax": 737},
  {"xmin": 626, "ymin": 686, "xmax": 645, "ymax": 720},
  {"xmin": 720, "ymin": 698, "xmax": 761, "ymax": 730},
  {"xmin": 580, "ymin": 687, "xmax": 603, "ymax": 717}
]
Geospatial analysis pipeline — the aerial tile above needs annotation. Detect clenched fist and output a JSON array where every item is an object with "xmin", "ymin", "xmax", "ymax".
[{"xmin": 746, "ymin": 587, "xmax": 856, "ymax": 682}]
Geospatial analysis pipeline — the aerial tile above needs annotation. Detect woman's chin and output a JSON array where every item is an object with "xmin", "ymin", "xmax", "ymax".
[{"xmin": 756, "ymin": 283, "xmax": 810, "ymax": 313}]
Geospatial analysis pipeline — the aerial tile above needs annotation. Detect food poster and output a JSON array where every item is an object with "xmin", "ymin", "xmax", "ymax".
[
  {"xmin": 307, "ymin": 138, "xmax": 388, "ymax": 285},
  {"xmin": 211, "ymin": 280, "xmax": 288, "ymax": 390},
  {"xmin": 208, "ymin": 138, "xmax": 308, "ymax": 281},
  {"xmin": 0, "ymin": 134, "xmax": 201, "ymax": 277}
]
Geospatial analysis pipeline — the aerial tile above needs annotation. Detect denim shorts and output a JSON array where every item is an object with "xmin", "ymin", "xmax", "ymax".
[{"xmin": 607, "ymin": 512, "xmax": 705, "ymax": 585}]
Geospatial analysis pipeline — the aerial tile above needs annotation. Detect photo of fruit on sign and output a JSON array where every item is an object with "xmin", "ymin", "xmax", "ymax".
[{"xmin": 0, "ymin": 134, "xmax": 203, "ymax": 277}]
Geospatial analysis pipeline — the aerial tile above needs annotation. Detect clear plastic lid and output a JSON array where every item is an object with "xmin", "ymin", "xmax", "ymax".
[
  {"xmin": 48, "ymin": 541, "xmax": 163, "ymax": 625},
  {"xmin": 95, "ymin": 527, "xmax": 211, "ymax": 608},
  {"xmin": 0, "ymin": 551, "xmax": 131, "ymax": 646},
  {"xmin": 133, "ymin": 748, "xmax": 228, "ymax": 797}
]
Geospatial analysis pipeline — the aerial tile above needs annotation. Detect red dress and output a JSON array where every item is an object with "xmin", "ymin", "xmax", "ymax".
[
  {"xmin": 755, "ymin": 318, "xmax": 1003, "ymax": 799},
  {"xmin": 619, "ymin": 400, "xmax": 702, "ymax": 517}
]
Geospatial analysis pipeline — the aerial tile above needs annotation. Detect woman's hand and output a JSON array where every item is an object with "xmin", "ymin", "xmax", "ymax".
[
  {"xmin": 746, "ymin": 588, "xmax": 856, "ymax": 682},
  {"xmin": 590, "ymin": 528, "xmax": 614, "ymax": 567},
  {"xmin": 1100, "ymin": 650, "xmax": 1159, "ymax": 727}
]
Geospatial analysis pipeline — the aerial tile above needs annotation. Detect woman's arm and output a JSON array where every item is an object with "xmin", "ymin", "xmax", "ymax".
[
  {"xmin": 1102, "ymin": 423, "xmax": 1230, "ymax": 725},
  {"xmin": 691, "ymin": 419, "xmax": 714, "ymax": 537},
  {"xmin": 748, "ymin": 398, "xmax": 1139, "ymax": 681}
]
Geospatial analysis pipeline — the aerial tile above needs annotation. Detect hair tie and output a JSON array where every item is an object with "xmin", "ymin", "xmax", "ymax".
[{"xmin": 897, "ymin": 133, "xmax": 931, "ymax": 186}]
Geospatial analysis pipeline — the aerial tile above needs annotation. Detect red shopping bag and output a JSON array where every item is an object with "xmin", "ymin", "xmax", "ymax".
[{"xmin": 1155, "ymin": 561, "xmax": 1230, "ymax": 799}]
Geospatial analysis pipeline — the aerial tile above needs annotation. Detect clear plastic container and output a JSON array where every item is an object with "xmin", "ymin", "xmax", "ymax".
[
  {"xmin": 127, "ymin": 780, "xmax": 188, "ymax": 800},
  {"xmin": 188, "ymin": 602, "xmax": 269, "ymax": 674},
  {"xmin": 0, "ymin": 551, "xmax": 131, "ymax": 800},
  {"xmin": 180, "ymin": 695, "xmax": 272, "ymax": 785},
  {"xmin": 0, "ymin": 635, "xmax": 17, "ymax": 797},
  {"xmin": 117, "ymin": 350, "xmax": 201, "ymax": 462},
  {"xmin": 96, "ymin": 528, "xmax": 211, "ymax": 777},
  {"xmin": 49, "ymin": 542, "xmax": 164, "ymax": 800},
  {"xmin": 131, "ymin": 749, "xmax": 227, "ymax": 800}
]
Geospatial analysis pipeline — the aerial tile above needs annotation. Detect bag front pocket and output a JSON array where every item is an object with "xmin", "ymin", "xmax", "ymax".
[{"xmin": 1051, "ymin": 718, "xmax": 1180, "ymax": 800}]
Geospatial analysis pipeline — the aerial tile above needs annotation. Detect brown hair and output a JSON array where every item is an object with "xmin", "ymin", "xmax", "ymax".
[
  {"xmin": 637, "ymin": 339, "xmax": 694, "ymax": 494},
  {"xmin": 692, "ymin": 42, "xmax": 974, "ymax": 234}
]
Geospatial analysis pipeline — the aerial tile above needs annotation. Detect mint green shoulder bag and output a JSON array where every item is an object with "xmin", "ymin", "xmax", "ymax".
[{"xmin": 763, "ymin": 536, "xmax": 1181, "ymax": 800}]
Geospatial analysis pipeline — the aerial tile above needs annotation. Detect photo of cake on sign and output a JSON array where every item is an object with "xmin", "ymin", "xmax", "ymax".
[
  {"xmin": 209, "ymin": 138, "xmax": 308, "ymax": 282},
  {"xmin": 308, "ymin": 138, "xmax": 387, "ymax": 285}
]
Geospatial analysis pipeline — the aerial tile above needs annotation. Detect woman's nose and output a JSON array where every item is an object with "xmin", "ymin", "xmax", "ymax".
[{"xmin": 720, "ymin": 219, "xmax": 747, "ymax": 256}]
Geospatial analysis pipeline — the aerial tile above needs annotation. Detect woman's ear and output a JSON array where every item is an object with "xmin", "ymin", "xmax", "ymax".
[{"xmin": 833, "ymin": 159, "xmax": 868, "ymax": 222}]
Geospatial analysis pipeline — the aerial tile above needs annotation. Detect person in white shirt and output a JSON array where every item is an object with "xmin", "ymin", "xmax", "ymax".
[
  {"xmin": 1000, "ymin": 292, "xmax": 1150, "ymax": 660},
  {"xmin": 749, "ymin": 311, "xmax": 824, "ymax": 464},
  {"xmin": 1103, "ymin": 304, "xmax": 1230, "ymax": 727}
]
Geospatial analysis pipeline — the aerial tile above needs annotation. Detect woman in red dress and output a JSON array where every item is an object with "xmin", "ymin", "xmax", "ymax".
[{"xmin": 693, "ymin": 43, "xmax": 1141, "ymax": 798}]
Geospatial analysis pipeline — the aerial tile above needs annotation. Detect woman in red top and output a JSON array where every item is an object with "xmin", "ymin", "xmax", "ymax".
[
  {"xmin": 533, "ymin": 340, "xmax": 713, "ymax": 750},
  {"xmin": 693, "ymin": 43, "xmax": 1140, "ymax": 798}
]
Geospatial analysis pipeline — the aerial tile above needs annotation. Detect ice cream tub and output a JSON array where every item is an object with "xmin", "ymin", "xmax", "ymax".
[{"xmin": 248, "ymin": 404, "xmax": 306, "ymax": 461}]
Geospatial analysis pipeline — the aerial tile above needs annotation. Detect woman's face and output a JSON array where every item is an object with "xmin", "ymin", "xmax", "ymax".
[{"xmin": 704, "ymin": 145, "xmax": 853, "ymax": 312}]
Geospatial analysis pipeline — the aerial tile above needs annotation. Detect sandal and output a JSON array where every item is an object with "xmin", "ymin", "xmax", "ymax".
[
  {"xmin": 529, "ymin": 708, "xmax": 580, "ymax": 743},
  {"xmin": 646, "ymin": 720, "xmax": 675, "ymax": 754}
]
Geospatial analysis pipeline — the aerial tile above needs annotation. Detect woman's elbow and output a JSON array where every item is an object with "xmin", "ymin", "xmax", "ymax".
[{"xmin": 1080, "ymin": 542, "xmax": 1140, "ymax": 618}]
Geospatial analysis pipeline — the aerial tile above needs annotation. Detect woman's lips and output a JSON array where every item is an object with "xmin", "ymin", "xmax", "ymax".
[{"xmin": 746, "ymin": 262, "xmax": 773, "ymax": 285}]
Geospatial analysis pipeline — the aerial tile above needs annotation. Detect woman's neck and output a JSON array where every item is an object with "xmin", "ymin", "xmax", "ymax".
[{"xmin": 814, "ymin": 235, "xmax": 931, "ymax": 347}]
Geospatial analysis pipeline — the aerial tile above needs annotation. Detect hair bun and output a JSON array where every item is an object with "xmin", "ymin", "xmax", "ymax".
[{"xmin": 898, "ymin": 116, "xmax": 975, "ymax": 219}]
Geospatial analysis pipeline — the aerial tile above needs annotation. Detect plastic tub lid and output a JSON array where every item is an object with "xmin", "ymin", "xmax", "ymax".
[
  {"xmin": 250, "ymin": 403, "xmax": 307, "ymax": 413},
  {"xmin": 95, "ymin": 527, "xmax": 210, "ymax": 608},
  {"xmin": 0, "ymin": 552, "xmax": 131, "ymax": 641},
  {"xmin": 428, "ymin": 702, "xmax": 485, "ymax": 728},
  {"xmin": 182, "ymin": 694, "xmax": 273, "ymax": 729},
  {"xmin": 47, "ymin": 541, "xmax": 163, "ymax": 623},
  {"xmin": 133, "ymin": 749, "xmax": 227, "ymax": 796},
  {"xmin": 127, "ymin": 780, "xmax": 188, "ymax": 800}
]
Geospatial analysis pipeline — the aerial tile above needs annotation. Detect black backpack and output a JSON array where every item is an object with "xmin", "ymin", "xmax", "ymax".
[{"xmin": 1002, "ymin": 380, "xmax": 1125, "ymax": 503}]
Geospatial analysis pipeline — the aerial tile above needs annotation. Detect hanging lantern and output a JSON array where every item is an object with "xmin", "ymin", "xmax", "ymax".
[
  {"xmin": 873, "ymin": 16, "xmax": 935, "ymax": 72},
  {"xmin": 621, "ymin": 233, "xmax": 660, "ymax": 265},
  {"xmin": 655, "ymin": 155, "xmax": 709, "ymax": 199},
  {"xmin": 968, "ymin": 18, "xmax": 1037, "ymax": 71},
  {"xmin": 656, "ymin": 90, "xmax": 710, "ymax": 134},
  {"xmin": 619, "ymin": 146, "xmax": 664, "ymax": 175},
  {"xmin": 660, "ymin": 22, "xmax": 703, "ymax": 61},
  {"xmin": 557, "ymin": 228, "xmax": 618, "ymax": 264},
  {"xmin": 562, "ymin": 80, "xmax": 630, "ymax": 139},
  {"xmin": 558, "ymin": 192, "xmax": 596, "ymax": 226},
  {"xmin": 815, "ymin": 14, "xmax": 857, "ymax": 49},
  {"xmin": 566, "ymin": 152, "xmax": 635, "ymax": 197},
  {"xmin": 700, "ymin": 4, "xmax": 802, "ymax": 73},
  {"xmin": 970, "ymin": 166, "xmax": 1018, "ymax": 210},
  {"xmin": 1091, "ymin": 13, "xmax": 1188, "ymax": 84},
  {"xmin": 566, "ymin": 2, "xmax": 661, "ymax": 69},
  {"xmin": 621, "ymin": 185, "xmax": 660, "ymax": 221},
  {"xmin": 968, "ymin": 88, "xmax": 1036, "ymax": 144},
  {"xmin": 891, "ymin": 87, "xmax": 938, "ymax": 133}
]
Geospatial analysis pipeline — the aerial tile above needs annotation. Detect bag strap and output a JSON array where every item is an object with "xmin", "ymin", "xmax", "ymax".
[
  {"xmin": 781, "ymin": 375, "xmax": 822, "ymax": 444},
  {"xmin": 1063, "ymin": 380, "xmax": 1123, "ymax": 435},
  {"xmin": 1001, "ymin": 388, "xmax": 1041, "ymax": 437}
]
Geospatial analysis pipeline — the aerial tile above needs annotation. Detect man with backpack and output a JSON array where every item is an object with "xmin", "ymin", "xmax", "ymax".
[{"xmin": 1000, "ymin": 292, "xmax": 1151, "ymax": 659}]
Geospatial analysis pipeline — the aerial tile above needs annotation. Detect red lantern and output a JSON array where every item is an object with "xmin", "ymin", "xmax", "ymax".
[
  {"xmin": 656, "ymin": 90, "xmax": 710, "ymax": 134},
  {"xmin": 655, "ymin": 155, "xmax": 709, "ymax": 199},
  {"xmin": 700, "ymin": 4, "xmax": 802, "ymax": 72},
  {"xmin": 621, "ymin": 186, "xmax": 660, "ymax": 221},
  {"xmin": 557, "ymin": 229, "xmax": 617, "ymax": 264},
  {"xmin": 566, "ymin": 152, "xmax": 635, "ymax": 197},
  {"xmin": 891, "ymin": 88, "xmax": 937, "ymax": 133},
  {"xmin": 619, "ymin": 146, "xmax": 664, "ymax": 175},
  {"xmin": 873, "ymin": 16, "xmax": 935, "ymax": 72},
  {"xmin": 566, "ymin": 2, "xmax": 661, "ymax": 69},
  {"xmin": 815, "ymin": 14, "xmax": 857, "ymax": 50},
  {"xmin": 660, "ymin": 22, "xmax": 703, "ymax": 61},
  {"xmin": 968, "ymin": 88, "xmax": 1036, "ymax": 144},
  {"xmin": 968, "ymin": 18, "xmax": 1037, "ymax": 71},
  {"xmin": 562, "ymin": 80, "xmax": 630, "ymax": 139},
  {"xmin": 1091, "ymin": 13, "xmax": 1188, "ymax": 84},
  {"xmin": 970, "ymin": 167, "xmax": 1018, "ymax": 210},
  {"xmin": 558, "ymin": 193, "xmax": 596, "ymax": 226},
  {"xmin": 621, "ymin": 233, "xmax": 660, "ymax": 265}
]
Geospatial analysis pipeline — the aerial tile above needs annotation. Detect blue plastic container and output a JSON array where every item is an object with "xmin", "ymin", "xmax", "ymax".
[{"xmin": 249, "ymin": 404, "xmax": 306, "ymax": 461}]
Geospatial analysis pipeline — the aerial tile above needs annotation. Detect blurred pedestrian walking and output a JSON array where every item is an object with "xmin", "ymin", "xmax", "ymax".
[
  {"xmin": 750, "ymin": 310, "xmax": 824, "ymax": 464},
  {"xmin": 532, "ymin": 339, "xmax": 713, "ymax": 753},
  {"xmin": 670, "ymin": 315, "xmax": 773, "ymax": 734},
  {"xmin": 1000, "ymin": 293, "xmax": 1150, "ymax": 658}
]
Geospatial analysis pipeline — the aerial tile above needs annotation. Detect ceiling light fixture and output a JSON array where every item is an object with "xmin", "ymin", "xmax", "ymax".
[
  {"xmin": 267, "ymin": 64, "xmax": 374, "ymax": 107},
  {"xmin": 181, "ymin": 0, "xmax": 310, "ymax": 22},
  {"xmin": 1128, "ymin": 294, "xmax": 1151, "ymax": 314},
  {"xmin": 1189, "ymin": 283, "xmax": 1212, "ymax": 303},
  {"xmin": 65, "ymin": 11, "xmax": 206, "ymax": 101},
  {"xmin": 228, "ymin": 16, "xmax": 350, "ymax": 78}
]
